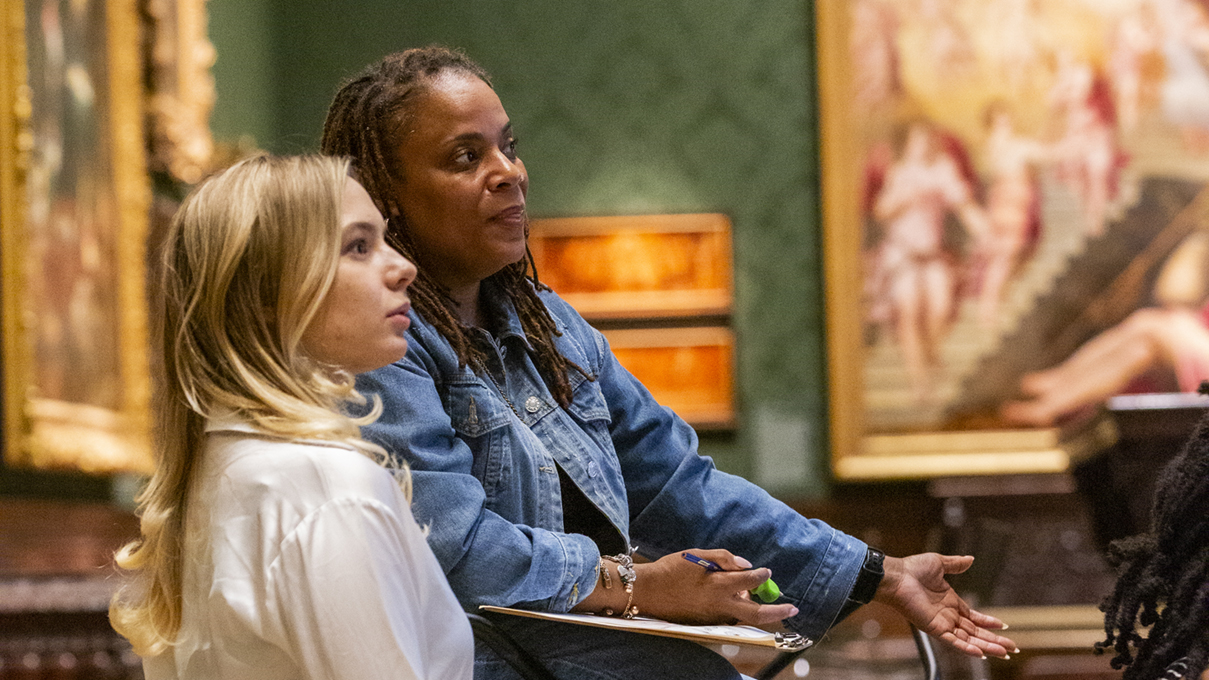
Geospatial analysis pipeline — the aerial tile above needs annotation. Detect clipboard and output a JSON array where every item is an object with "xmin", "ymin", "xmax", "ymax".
[{"xmin": 478, "ymin": 605, "xmax": 814, "ymax": 651}]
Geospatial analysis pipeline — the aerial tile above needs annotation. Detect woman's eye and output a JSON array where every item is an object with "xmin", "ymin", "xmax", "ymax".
[
  {"xmin": 454, "ymin": 148, "xmax": 478, "ymax": 164},
  {"xmin": 345, "ymin": 238, "xmax": 370, "ymax": 256},
  {"xmin": 504, "ymin": 138, "xmax": 518, "ymax": 160}
]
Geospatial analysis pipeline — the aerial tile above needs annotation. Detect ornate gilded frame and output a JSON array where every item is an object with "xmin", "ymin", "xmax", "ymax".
[
  {"xmin": 2, "ymin": 0, "xmax": 152, "ymax": 473},
  {"xmin": 144, "ymin": 0, "xmax": 215, "ymax": 184}
]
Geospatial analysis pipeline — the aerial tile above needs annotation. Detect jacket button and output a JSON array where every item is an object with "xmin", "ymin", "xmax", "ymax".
[
  {"xmin": 525, "ymin": 396, "xmax": 542, "ymax": 413},
  {"xmin": 587, "ymin": 461, "xmax": 599, "ymax": 478}
]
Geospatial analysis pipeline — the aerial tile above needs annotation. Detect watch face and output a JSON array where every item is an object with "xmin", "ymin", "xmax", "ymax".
[{"xmin": 867, "ymin": 548, "xmax": 885, "ymax": 573}]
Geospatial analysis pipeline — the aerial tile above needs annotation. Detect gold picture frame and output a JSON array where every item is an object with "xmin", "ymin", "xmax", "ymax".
[
  {"xmin": 529, "ymin": 213, "xmax": 736, "ymax": 428},
  {"xmin": 2, "ymin": 0, "xmax": 152, "ymax": 473},
  {"xmin": 818, "ymin": 0, "xmax": 1209, "ymax": 480},
  {"xmin": 144, "ymin": 0, "xmax": 215, "ymax": 184},
  {"xmin": 528, "ymin": 214, "xmax": 733, "ymax": 320},
  {"xmin": 602, "ymin": 326, "xmax": 735, "ymax": 429}
]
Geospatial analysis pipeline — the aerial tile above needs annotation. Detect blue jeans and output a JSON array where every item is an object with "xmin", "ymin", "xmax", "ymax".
[{"xmin": 474, "ymin": 615, "xmax": 742, "ymax": 680}]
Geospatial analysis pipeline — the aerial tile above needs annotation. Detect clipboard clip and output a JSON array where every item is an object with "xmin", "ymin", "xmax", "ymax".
[{"xmin": 774, "ymin": 632, "xmax": 814, "ymax": 651}]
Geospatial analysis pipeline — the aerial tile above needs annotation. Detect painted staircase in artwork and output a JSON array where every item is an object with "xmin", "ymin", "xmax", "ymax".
[{"xmin": 863, "ymin": 175, "xmax": 1206, "ymax": 432}]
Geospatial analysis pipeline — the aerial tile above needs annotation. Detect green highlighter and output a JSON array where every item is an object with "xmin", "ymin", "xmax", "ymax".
[
  {"xmin": 750, "ymin": 576, "xmax": 781, "ymax": 603},
  {"xmin": 683, "ymin": 552, "xmax": 782, "ymax": 603}
]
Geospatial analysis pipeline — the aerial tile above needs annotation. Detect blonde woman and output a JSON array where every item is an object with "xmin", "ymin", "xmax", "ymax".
[{"xmin": 110, "ymin": 155, "xmax": 473, "ymax": 679}]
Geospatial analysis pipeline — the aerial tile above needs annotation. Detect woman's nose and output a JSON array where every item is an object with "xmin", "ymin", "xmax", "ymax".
[
  {"xmin": 489, "ymin": 151, "xmax": 525, "ymax": 191},
  {"xmin": 386, "ymin": 248, "xmax": 417, "ymax": 289}
]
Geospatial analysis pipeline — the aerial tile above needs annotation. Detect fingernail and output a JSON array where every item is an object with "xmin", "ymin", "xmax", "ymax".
[
  {"xmin": 981, "ymin": 656, "xmax": 987, "ymax": 660},
  {"xmin": 735, "ymin": 556, "xmax": 753, "ymax": 569},
  {"xmin": 789, "ymin": 607, "xmax": 800, "ymax": 617},
  {"xmin": 1014, "ymin": 648, "xmax": 1021, "ymax": 654},
  {"xmin": 1001, "ymin": 623, "xmax": 1010, "ymax": 630},
  {"xmin": 1005, "ymin": 655, "xmax": 1011, "ymax": 660}
]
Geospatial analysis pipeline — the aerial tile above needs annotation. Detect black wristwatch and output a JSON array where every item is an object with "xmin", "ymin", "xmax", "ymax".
[{"xmin": 847, "ymin": 548, "xmax": 885, "ymax": 605}]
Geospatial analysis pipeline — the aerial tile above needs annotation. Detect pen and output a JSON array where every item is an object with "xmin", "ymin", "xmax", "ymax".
[
  {"xmin": 682, "ymin": 552, "xmax": 783, "ymax": 603},
  {"xmin": 682, "ymin": 552, "xmax": 722, "ymax": 571}
]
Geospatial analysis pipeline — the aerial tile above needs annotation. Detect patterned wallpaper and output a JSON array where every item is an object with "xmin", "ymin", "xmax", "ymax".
[{"xmin": 213, "ymin": 0, "xmax": 828, "ymax": 495}]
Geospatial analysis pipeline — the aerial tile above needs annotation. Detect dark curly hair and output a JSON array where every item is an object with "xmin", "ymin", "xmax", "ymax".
[
  {"xmin": 1096, "ymin": 395, "xmax": 1209, "ymax": 680},
  {"xmin": 320, "ymin": 46, "xmax": 587, "ymax": 407}
]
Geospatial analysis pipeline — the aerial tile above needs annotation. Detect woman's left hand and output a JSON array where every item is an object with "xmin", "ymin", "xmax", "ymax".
[{"xmin": 876, "ymin": 553, "xmax": 1018, "ymax": 659}]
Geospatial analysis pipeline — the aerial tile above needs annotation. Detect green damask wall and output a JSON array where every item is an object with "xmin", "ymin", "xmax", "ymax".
[
  {"xmin": 207, "ymin": 0, "xmax": 274, "ymax": 149},
  {"xmin": 208, "ymin": 0, "xmax": 829, "ymax": 497}
]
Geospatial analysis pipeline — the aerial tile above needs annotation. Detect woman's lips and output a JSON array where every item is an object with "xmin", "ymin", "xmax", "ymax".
[
  {"xmin": 388, "ymin": 302, "xmax": 411, "ymax": 329},
  {"xmin": 491, "ymin": 205, "xmax": 526, "ymax": 224}
]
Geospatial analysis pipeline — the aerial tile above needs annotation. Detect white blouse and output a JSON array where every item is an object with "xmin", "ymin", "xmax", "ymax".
[{"xmin": 144, "ymin": 418, "xmax": 474, "ymax": 680}]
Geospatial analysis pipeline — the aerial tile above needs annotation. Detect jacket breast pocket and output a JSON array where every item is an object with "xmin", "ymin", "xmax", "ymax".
[
  {"xmin": 445, "ymin": 379, "xmax": 513, "ymax": 501},
  {"xmin": 563, "ymin": 373, "xmax": 613, "ymax": 452}
]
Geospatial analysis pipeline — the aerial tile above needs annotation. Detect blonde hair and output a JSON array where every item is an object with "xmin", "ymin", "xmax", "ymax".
[{"xmin": 110, "ymin": 154, "xmax": 409, "ymax": 656}]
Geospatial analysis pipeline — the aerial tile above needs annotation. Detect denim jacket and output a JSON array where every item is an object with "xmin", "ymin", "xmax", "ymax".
[{"xmin": 357, "ymin": 284, "xmax": 868, "ymax": 642}]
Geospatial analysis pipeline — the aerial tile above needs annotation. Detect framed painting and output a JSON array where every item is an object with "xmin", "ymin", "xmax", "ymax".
[
  {"xmin": 1, "ymin": 0, "xmax": 152, "ymax": 473},
  {"xmin": 144, "ymin": 0, "xmax": 215, "ymax": 185},
  {"xmin": 819, "ymin": 0, "xmax": 1209, "ymax": 479},
  {"xmin": 602, "ymin": 326, "xmax": 735, "ymax": 429},
  {"xmin": 528, "ymin": 214, "xmax": 733, "ymax": 320},
  {"xmin": 529, "ymin": 213, "xmax": 736, "ymax": 428}
]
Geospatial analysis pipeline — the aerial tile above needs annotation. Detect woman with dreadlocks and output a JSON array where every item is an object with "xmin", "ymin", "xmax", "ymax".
[
  {"xmin": 1097, "ymin": 404, "xmax": 1209, "ymax": 680},
  {"xmin": 321, "ymin": 46, "xmax": 1015, "ymax": 680}
]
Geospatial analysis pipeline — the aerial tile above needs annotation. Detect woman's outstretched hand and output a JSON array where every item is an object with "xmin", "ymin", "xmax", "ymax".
[
  {"xmin": 575, "ymin": 548, "xmax": 798, "ymax": 625},
  {"xmin": 876, "ymin": 553, "xmax": 1018, "ymax": 659}
]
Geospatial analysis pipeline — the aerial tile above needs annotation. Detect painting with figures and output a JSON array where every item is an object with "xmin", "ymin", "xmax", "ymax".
[
  {"xmin": 819, "ymin": 0, "xmax": 1209, "ymax": 478},
  {"xmin": 1, "ymin": 0, "xmax": 153, "ymax": 473}
]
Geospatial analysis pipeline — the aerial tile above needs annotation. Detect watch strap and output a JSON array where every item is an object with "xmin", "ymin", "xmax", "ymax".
[{"xmin": 847, "ymin": 548, "xmax": 885, "ymax": 605}]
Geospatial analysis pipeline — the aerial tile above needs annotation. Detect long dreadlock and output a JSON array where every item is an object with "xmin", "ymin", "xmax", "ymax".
[
  {"xmin": 1096, "ymin": 388, "xmax": 1209, "ymax": 680},
  {"xmin": 320, "ymin": 46, "xmax": 587, "ymax": 407}
]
